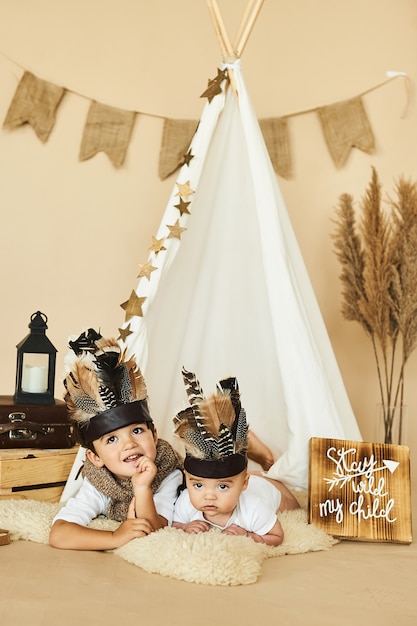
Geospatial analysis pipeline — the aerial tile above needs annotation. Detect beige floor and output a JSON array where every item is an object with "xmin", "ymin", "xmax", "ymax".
[{"xmin": 1, "ymin": 496, "xmax": 416, "ymax": 626}]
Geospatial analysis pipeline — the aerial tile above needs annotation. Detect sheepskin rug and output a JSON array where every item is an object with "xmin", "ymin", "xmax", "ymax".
[{"xmin": 0, "ymin": 495, "xmax": 338, "ymax": 585}]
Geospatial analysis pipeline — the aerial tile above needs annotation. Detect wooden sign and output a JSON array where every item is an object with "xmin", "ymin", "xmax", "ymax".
[{"xmin": 309, "ymin": 437, "xmax": 412, "ymax": 543}]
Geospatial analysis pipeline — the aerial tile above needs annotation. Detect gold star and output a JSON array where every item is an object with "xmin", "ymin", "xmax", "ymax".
[
  {"xmin": 200, "ymin": 68, "xmax": 228, "ymax": 102},
  {"xmin": 118, "ymin": 324, "xmax": 133, "ymax": 342},
  {"xmin": 120, "ymin": 291, "xmax": 146, "ymax": 320},
  {"xmin": 216, "ymin": 68, "xmax": 228, "ymax": 82},
  {"xmin": 174, "ymin": 197, "xmax": 191, "ymax": 216},
  {"xmin": 175, "ymin": 180, "xmax": 195, "ymax": 201},
  {"xmin": 167, "ymin": 219, "xmax": 187, "ymax": 240},
  {"xmin": 181, "ymin": 149, "xmax": 194, "ymax": 167},
  {"xmin": 148, "ymin": 236, "xmax": 166, "ymax": 255},
  {"xmin": 137, "ymin": 260, "xmax": 158, "ymax": 281}
]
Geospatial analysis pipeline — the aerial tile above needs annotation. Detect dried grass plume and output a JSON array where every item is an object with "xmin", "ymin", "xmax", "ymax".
[{"xmin": 332, "ymin": 167, "xmax": 417, "ymax": 443}]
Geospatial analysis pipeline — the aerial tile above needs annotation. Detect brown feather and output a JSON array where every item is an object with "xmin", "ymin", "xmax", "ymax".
[
  {"xmin": 126, "ymin": 356, "xmax": 148, "ymax": 401},
  {"xmin": 64, "ymin": 360, "xmax": 105, "ymax": 424},
  {"xmin": 199, "ymin": 394, "xmax": 235, "ymax": 435},
  {"xmin": 95, "ymin": 337, "xmax": 121, "ymax": 354}
]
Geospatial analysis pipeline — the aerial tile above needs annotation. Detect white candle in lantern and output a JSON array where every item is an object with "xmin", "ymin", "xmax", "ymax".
[{"xmin": 22, "ymin": 364, "xmax": 48, "ymax": 393}]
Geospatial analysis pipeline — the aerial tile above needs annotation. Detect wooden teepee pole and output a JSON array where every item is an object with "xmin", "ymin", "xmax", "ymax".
[
  {"xmin": 206, "ymin": 0, "xmax": 235, "ymax": 61},
  {"xmin": 207, "ymin": 0, "xmax": 264, "ymax": 100},
  {"xmin": 233, "ymin": 0, "xmax": 264, "ymax": 58}
]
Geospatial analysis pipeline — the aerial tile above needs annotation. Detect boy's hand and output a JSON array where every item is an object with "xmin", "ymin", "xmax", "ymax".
[
  {"xmin": 172, "ymin": 520, "xmax": 211, "ymax": 534},
  {"xmin": 112, "ymin": 498, "xmax": 153, "ymax": 548},
  {"xmin": 131, "ymin": 455, "xmax": 157, "ymax": 489}
]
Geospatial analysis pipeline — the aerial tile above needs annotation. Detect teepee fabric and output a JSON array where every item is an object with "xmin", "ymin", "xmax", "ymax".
[{"xmin": 121, "ymin": 60, "xmax": 361, "ymax": 491}]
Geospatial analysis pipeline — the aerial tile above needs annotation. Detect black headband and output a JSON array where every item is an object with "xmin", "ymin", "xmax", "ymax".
[
  {"xmin": 78, "ymin": 399, "xmax": 153, "ymax": 446},
  {"xmin": 184, "ymin": 453, "xmax": 247, "ymax": 478}
]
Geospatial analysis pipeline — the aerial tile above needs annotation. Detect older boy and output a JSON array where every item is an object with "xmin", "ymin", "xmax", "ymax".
[{"xmin": 49, "ymin": 330, "xmax": 182, "ymax": 551}]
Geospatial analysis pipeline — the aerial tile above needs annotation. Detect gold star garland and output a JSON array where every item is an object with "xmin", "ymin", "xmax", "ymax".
[
  {"xmin": 120, "ymin": 170, "xmax": 196, "ymax": 324},
  {"xmin": 119, "ymin": 104, "xmax": 201, "ymax": 326}
]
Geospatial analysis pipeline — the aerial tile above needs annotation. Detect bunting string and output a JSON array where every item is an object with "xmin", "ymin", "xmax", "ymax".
[{"xmin": 0, "ymin": 51, "xmax": 411, "ymax": 178}]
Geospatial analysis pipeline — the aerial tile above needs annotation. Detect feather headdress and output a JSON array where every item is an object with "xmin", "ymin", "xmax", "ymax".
[
  {"xmin": 173, "ymin": 368, "xmax": 248, "ymax": 478},
  {"xmin": 63, "ymin": 329, "xmax": 152, "ymax": 448}
]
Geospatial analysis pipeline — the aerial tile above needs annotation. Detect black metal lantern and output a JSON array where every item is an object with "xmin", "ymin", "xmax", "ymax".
[{"xmin": 14, "ymin": 311, "xmax": 57, "ymax": 405}]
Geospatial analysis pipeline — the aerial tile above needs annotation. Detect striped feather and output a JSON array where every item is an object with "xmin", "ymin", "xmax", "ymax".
[
  {"xmin": 173, "ymin": 408, "xmax": 212, "ymax": 458},
  {"xmin": 182, "ymin": 367, "xmax": 205, "ymax": 406},
  {"xmin": 234, "ymin": 408, "xmax": 249, "ymax": 454}
]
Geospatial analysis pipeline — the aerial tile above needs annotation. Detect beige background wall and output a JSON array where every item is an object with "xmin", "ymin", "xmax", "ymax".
[{"xmin": 0, "ymin": 0, "xmax": 416, "ymax": 454}]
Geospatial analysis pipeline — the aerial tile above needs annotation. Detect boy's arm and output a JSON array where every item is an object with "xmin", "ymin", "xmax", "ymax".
[
  {"xmin": 133, "ymin": 484, "xmax": 168, "ymax": 530},
  {"xmin": 49, "ymin": 498, "xmax": 153, "ymax": 550},
  {"xmin": 131, "ymin": 456, "xmax": 167, "ymax": 530}
]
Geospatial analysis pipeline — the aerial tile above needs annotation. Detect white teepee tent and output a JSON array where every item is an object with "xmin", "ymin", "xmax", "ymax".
[
  {"xmin": 119, "ymin": 0, "xmax": 361, "ymax": 491},
  {"xmin": 61, "ymin": 0, "xmax": 361, "ymax": 500}
]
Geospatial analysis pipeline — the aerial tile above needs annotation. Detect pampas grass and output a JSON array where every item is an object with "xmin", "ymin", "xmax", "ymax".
[{"xmin": 332, "ymin": 167, "xmax": 417, "ymax": 444}]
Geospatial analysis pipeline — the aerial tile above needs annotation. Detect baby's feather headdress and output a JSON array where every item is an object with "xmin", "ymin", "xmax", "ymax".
[
  {"xmin": 173, "ymin": 368, "xmax": 248, "ymax": 478},
  {"xmin": 63, "ymin": 329, "xmax": 152, "ymax": 448}
]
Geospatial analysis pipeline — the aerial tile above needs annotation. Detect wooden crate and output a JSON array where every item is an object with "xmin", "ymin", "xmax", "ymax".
[
  {"xmin": 0, "ymin": 446, "xmax": 78, "ymax": 503},
  {"xmin": 309, "ymin": 437, "xmax": 412, "ymax": 544},
  {"xmin": 0, "ymin": 528, "xmax": 10, "ymax": 546}
]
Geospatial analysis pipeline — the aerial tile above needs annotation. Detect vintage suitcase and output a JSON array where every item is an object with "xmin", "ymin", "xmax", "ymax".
[{"xmin": 0, "ymin": 396, "xmax": 74, "ymax": 449}]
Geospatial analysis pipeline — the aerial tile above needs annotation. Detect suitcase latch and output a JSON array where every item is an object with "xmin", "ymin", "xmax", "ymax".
[
  {"xmin": 9, "ymin": 429, "xmax": 37, "ymax": 440},
  {"xmin": 3, "ymin": 413, "xmax": 55, "ymax": 440},
  {"xmin": 8, "ymin": 411, "xmax": 36, "ymax": 440},
  {"xmin": 8, "ymin": 411, "xmax": 26, "ymax": 422}
]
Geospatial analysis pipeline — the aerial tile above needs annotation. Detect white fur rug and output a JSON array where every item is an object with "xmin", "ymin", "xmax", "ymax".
[{"xmin": 0, "ymin": 496, "xmax": 338, "ymax": 585}]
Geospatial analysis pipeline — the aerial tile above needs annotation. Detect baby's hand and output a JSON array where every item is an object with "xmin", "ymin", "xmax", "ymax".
[
  {"xmin": 172, "ymin": 520, "xmax": 211, "ymax": 534},
  {"xmin": 222, "ymin": 524, "xmax": 265, "ymax": 542},
  {"xmin": 131, "ymin": 455, "xmax": 157, "ymax": 489},
  {"xmin": 222, "ymin": 524, "xmax": 248, "ymax": 537}
]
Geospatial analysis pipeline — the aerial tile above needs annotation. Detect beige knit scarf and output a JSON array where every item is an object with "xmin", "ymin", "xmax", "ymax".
[{"xmin": 82, "ymin": 439, "xmax": 183, "ymax": 521}]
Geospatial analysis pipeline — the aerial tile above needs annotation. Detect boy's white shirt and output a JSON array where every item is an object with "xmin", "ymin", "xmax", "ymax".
[
  {"xmin": 173, "ymin": 474, "xmax": 281, "ymax": 535},
  {"xmin": 52, "ymin": 469, "xmax": 183, "ymax": 526}
]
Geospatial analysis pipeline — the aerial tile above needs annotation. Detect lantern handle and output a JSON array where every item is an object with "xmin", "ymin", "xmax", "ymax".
[
  {"xmin": 28, "ymin": 311, "xmax": 49, "ymax": 331},
  {"xmin": 31, "ymin": 311, "xmax": 48, "ymax": 323}
]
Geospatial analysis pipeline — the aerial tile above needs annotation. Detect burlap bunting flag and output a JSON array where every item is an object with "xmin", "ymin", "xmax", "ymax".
[
  {"xmin": 259, "ymin": 117, "xmax": 292, "ymax": 179},
  {"xmin": 2, "ymin": 70, "xmax": 384, "ymax": 175},
  {"xmin": 2, "ymin": 71, "xmax": 65, "ymax": 142},
  {"xmin": 317, "ymin": 96, "xmax": 375, "ymax": 168},
  {"xmin": 158, "ymin": 118, "xmax": 198, "ymax": 180},
  {"xmin": 79, "ymin": 101, "xmax": 136, "ymax": 168}
]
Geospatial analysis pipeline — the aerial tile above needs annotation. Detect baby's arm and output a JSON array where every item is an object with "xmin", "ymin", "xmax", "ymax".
[
  {"xmin": 223, "ymin": 518, "xmax": 284, "ymax": 546},
  {"xmin": 252, "ymin": 518, "xmax": 284, "ymax": 546},
  {"xmin": 49, "ymin": 498, "xmax": 153, "ymax": 550}
]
